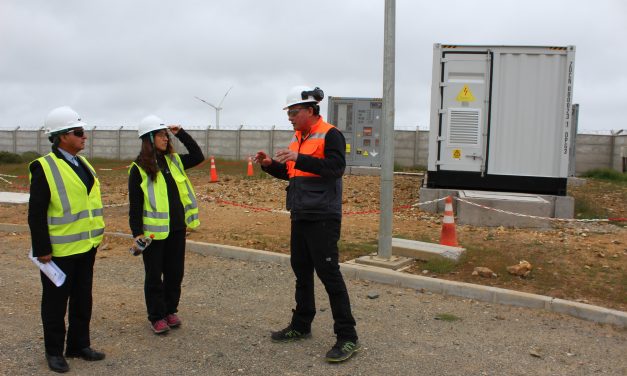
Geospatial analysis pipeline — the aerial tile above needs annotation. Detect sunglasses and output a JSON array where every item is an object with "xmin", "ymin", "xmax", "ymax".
[
  {"xmin": 66, "ymin": 129, "xmax": 85, "ymax": 137},
  {"xmin": 287, "ymin": 108, "xmax": 306, "ymax": 117}
]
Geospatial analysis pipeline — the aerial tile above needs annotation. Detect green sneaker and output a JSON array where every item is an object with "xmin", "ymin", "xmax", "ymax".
[
  {"xmin": 270, "ymin": 326, "xmax": 312, "ymax": 343},
  {"xmin": 325, "ymin": 340, "xmax": 361, "ymax": 363}
]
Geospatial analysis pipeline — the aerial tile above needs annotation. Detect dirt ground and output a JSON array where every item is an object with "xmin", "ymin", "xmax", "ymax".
[
  {"xmin": 0, "ymin": 160, "xmax": 625, "ymax": 311},
  {"xmin": 2, "ymin": 233, "xmax": 626, "ymax": 375}
]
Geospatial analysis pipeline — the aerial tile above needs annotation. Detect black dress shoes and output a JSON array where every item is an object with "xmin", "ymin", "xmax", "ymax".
[
  {"xmin": 65, "ymin": 346, "xmax": 106, "ymax": 361},
  {"xmin": 46, "ymin": 354, "xmax": 69, "ymax": 373}
]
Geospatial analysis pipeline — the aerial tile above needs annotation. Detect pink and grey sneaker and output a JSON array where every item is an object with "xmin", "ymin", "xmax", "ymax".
[
  {"xmin": 166, "ymin": 313, "xmax": 181, "ymax": 328},
  {"xmin": 151, "ymin": 319, "xmax": 170, "ymax": 334}
]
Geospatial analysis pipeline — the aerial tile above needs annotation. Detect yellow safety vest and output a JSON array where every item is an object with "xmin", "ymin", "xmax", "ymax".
[
  {"xmin": 130, "ymin": 153, "xmax": 200, "ymax": 240},
  {"xmin": 30, "ymin": 153, "xmax": 105, "ymax": 257}
]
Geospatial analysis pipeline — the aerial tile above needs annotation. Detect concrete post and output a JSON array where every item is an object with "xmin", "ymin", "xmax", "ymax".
[
  {"xmin": 90, "ymin": 126, "xmax": 96, "ymax": 159},
  {"xmin": 37, "ymin": 127, "xmax": 44, "ymax": 155},
  {"xmin": 270, "ymin": 125, "xmax": 275, "ymax": 155},
  {"xmin": 205, "ymin": 125, "xmax": 210, "ymax": 158},
  {"xmin": 13, "ymin": 126, "xmax": 20, "ymax": 154},
  {"xmin": 414, "ymin": 126, "xmax": 420, "ymax": 167},
  {"xmin": 378, "ymin": 0, "xmax": 395, "ymax": 259},
  {"xmin": 609, "ymin": 130, "xmax": 622, "ymax": 171},
  {"xmin": 236, "ymin": 125, "xmax": 243, "ymax": 160},
  {"xmin": 117, "ymin": 126, "xmax": 123, "ymax": 160}
]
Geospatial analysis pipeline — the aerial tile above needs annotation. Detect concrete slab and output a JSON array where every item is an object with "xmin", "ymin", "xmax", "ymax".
[
  {"xmin": 353, "ymin": 253, "xmax": 414, "ymax": 270},
  {"xmin": 419, "ymin": 188, "xmax": 575, "ymax": 227},
  {"xmin": 457, "ymin": 190, "xmax": 553, "ymax": 228},
  {"xmin": 418, "ymin": 187, "xmax": 458, "ymax": 212},
  {"xmin": 0, "ymin": 192, "xmax": 29, "ymax": 204},
  {"xmin": 391, "ymin": 237, "xmax": 465, "ymax": 261},
  {"xmin": 554, "ymin": 195, "xmax": 575, "ymax": 219}
]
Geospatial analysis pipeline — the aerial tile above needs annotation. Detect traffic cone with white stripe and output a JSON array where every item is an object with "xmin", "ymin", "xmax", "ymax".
[
  {"xmin": 440, "ymin": 195, "xmax": 459, "ymax": 246},
  {"xmin": 246, "ymin": 156, "xmax": 254, "ymax": 177},
  {"xmin": 209, "ymin": 156, "xmax": 219, "ymax": 183}
]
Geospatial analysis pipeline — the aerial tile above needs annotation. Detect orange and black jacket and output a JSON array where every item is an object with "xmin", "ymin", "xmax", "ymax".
[{"xmin": 262, "ymin": 117, "xmax": 346, "ymax": 221}]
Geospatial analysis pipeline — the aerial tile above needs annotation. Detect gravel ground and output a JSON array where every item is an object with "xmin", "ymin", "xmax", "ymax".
[{"xmin": 1, "ymin": 233, "xmax": 626, "ymax": 376}]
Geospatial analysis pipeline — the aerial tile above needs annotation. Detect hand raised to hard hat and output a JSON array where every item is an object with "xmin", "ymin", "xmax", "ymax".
[
  {"xmin": 274, "ymin": 148, "xmax": 298, "ymax": 164},
  {"xmin": 168, "ymin": 125, "xmax": 182, "ymax": 135}
]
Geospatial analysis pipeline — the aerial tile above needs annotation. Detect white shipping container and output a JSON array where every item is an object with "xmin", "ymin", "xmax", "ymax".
[{"xmin": 426, "ymin": 44, "xmax": 576, "ymax": 195}]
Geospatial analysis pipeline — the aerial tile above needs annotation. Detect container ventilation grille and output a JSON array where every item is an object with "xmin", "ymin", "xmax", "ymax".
[{"xmin": 448, "ymin": 109, "xmax": 480, "ymax": 145}]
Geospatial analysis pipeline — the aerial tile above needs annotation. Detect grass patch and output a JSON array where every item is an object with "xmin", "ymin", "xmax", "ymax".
[
  {"xmin": 339, "ymin": 240, "xmax": 378, "ymax": 261},
  {"xmin": 581, "ymin": 168, "xmax": 627, "ymax": 182},
  {"xmin": 0, "ymin": 151, "xmax": 24, "ymax": 164},
  {"xmin": 574, "ymin": 195, "xmax": 610, "ymax": 219},
  {"xmin": 434, "ymin": 313, "xmax": 461, "ymax": 321},
  {"xmin": 393, "ymin": 163, "xmax": 425, "ymax": 172},
  {"xmin": 420, "ymin": 257, "xmax": 458, "ymax": 274}
]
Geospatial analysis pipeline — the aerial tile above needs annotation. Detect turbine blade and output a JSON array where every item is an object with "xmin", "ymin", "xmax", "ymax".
[
  {"xmin": 218, "ymin": 86, "xmax": 233, "ymax": 107},
  {"xmin": 194, "ymin": 96, "xmax": 218, "ymax": 109}
]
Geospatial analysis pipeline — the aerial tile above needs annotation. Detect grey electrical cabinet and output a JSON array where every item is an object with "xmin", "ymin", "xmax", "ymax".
[
  {"xmin": 426, "ymin": 44, "xmax": 576, "ymax": 195},
  {"xmin": 327, "ymin": 96, "xmax": 382, "ymax": 167}
]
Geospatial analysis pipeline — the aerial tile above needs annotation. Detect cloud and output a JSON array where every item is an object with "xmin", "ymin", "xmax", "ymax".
[{"xmin": 0, "ymin": 0, "xmax": 625, "ymax": 132}]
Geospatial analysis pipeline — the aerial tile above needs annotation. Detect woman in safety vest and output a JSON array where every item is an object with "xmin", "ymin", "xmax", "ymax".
[{"xmin": 128, "ymin": 115, "xmax": 204, "ymax": 334}]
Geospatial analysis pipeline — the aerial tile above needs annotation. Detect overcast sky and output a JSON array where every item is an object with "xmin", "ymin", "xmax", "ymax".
[{"xmin": 1, "ymin": 0, "xmax": 625, "ymax": 132}]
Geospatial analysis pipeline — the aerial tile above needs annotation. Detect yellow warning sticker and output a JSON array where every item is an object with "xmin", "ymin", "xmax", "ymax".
[
  {"xmin": 455, "ymin": 85, "xmax": 476, "ymax": 102},
  {"xmin": 346, "ymin": 144, "xmax": 351, "ymax": 153},
  {"xmin": 363, "ymin": 151, "xmax": 369, "ymax": 156},
  {"xmin": 452, "ymin": 149, "xmax": 461, "ymax": 159}
]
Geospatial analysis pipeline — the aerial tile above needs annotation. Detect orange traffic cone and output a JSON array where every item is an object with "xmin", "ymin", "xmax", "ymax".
[
  {"xmin": 209, "ymin": 156, "xmax": 219, "ymax": 183},
  {"xmin": 246, "ymin": 156, "xmax": 254, "ymax": 177},
  {"xmin": 440, "ymin": 195, "xmax": 459, "ymax": 246}
]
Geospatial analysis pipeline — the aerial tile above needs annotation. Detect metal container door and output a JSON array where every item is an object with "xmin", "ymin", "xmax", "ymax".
[
  {"xmin": 437, "ymin": 52, "xmax": 490, "ymax": 173},
  {"xmin": 332, "ymin": 102, "xmax": 355, "ymax": 164},
  {"xmin": 353, "ymin": 100, "xmax": 382, "ymax": 166}
]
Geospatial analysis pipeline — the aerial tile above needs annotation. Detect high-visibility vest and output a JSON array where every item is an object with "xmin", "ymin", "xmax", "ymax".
[
  {"xmin": 30, "ymin": 153, "xmax": 105, "ymax": 257},
  {"xmin": 286, "ymin": 118, "xmax": 334, "ymax": 178},
  {"xmin": 131, "ymin": 153, "xmax": 200, "ymax": 240},
  {"xmin": 284, "ymin": 118, "xmax": 343, "ymax": 217}
]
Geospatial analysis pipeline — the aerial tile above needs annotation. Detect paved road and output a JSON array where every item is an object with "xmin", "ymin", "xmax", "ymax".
[{"xmin": 1, "ymin": 233, "xmax": 625, "ymax": 375}]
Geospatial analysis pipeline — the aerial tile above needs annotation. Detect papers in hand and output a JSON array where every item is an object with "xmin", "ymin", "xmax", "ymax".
[{"xmin": 29, "ymin": 249, "xmax": 66, "ymax": 287}]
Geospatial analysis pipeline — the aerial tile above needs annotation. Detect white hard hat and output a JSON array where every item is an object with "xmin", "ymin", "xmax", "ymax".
[
  {"xmin": 283, "ymin": 85, "xmax": 324, "ymax": 109},
  {"xmin": 44, "ymin": 106, "xmax": 87, "ymax": 135},
  {"xmin": 138, "ymin": 115, "xmax": 166, "ymax": 138}
]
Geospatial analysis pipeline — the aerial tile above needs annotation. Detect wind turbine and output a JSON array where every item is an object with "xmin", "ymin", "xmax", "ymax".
[{"xmin": 194, "ymin": 86, "xmax": 233, "ymax": 130}]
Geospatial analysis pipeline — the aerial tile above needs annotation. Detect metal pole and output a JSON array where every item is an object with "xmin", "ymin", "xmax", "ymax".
[
  {"xmin": 216, "ymin": 110, "xmax": 220, "ymax": 130},
  {"xmin": 378, "ymin": 0, "xmax": 395, "ymax": 259}
]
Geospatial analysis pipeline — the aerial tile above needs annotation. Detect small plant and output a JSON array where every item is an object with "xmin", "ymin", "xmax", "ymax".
[{"xmin": 434, "ymin": 313, "xmax": 461, "ymax": 321}]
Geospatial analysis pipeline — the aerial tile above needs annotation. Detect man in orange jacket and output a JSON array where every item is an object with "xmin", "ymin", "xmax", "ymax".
[{"xmin": 255, "ymin": 86, "xmax": 360, "ymax": 363}]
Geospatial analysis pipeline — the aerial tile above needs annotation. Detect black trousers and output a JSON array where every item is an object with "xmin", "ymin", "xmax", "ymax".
[
  {"xmin": 142, "ymin": 229, "xmax": 186, "ymax": 323},
  {"xmin": 290, "ymin": 219, "xmax": 358, "ymax": 342},
  {"xmin": 40, "ymin": 248, "xmax": 96, "ymax": 356}
]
